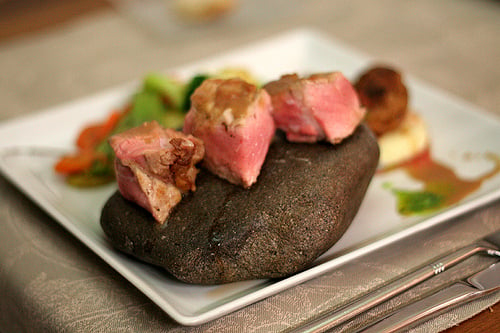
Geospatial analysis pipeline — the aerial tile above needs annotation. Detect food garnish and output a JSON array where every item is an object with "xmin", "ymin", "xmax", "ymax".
[
  {"xmin": 356, "ymin": 65, "xmax": 500, "ymax": 216},
  {"xmin": 355, "ymin": 66, "xmax": 408, "ymax": 136},
  {"xmin": 354, "ymin": 65, "xmax": 430, "ymax": 168},
  {"xmin": 383, "ymin": 151, "xmax": 500, "ymax": 216}
]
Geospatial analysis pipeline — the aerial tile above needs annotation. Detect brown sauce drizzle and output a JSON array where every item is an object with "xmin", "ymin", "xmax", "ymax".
[{"xmin": 380, "ymin": 149, "xmax": 500, "ymax": 216}]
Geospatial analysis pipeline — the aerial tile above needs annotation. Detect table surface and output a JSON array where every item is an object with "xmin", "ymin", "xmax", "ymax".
[{"xmin": 0, "ymin": 0, "xmax": 499, "ymax": 332}]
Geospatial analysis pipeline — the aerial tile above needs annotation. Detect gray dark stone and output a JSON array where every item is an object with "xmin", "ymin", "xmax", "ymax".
[{"xmin": 100, "ymin": 124, "xmax": 379, "ymax": 284}]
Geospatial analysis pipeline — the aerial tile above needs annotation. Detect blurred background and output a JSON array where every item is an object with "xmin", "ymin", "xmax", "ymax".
[{"xmin": 1, "ymin": 0, "xmax": 499, "ymax": 122}]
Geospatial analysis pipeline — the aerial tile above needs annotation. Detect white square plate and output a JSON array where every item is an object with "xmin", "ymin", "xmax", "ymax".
[{"xmin": 1, "ymin": 28, "xmax": 500, "ymax": 326}]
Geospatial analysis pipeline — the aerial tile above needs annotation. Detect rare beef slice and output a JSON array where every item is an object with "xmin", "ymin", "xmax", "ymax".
[{"xmin": 100, "ymin": 124, "xmax": 379, "ymax": 284}]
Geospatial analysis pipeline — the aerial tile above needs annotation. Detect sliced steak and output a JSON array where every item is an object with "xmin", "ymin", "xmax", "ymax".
[
  {"xmin": 264, "ymin": 72, "xmax": 365, "ymax": 144},
  {"xmin": 109, "ymin": 121, "xmax": 204, "ymax": 223},
  {"xmin": 183, "ymin": 78, "xmax": 275, "ymax": 188}
]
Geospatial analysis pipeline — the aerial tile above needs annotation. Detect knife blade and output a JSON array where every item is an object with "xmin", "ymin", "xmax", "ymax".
[
  {"xmin": 288, "ymin": 229, "xmax": 500, "ymax": 333},
  {"xmin": 360, "ymin": 262, "xmax": 500, "ymax": 332}
]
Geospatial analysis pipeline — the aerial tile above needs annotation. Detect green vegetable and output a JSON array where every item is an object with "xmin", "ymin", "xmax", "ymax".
[
  {"xmin": 143, "ymin": 73, "xmax": 184, "ymax": 110},
  {"xmin": 182, "ymin": 74, "xmax": 210, "ymax": 111},
  {"xmin": 79, "ymin": 88, "xmax": 178, "ymax": 184},
  {"xmin": 66, "ymin": 173, "xmax": 115, "ymax": 187},
  {"xmin": 116, "ymin": 90, "xmax": 169, "ymax": 131},
  {"xmin": 394, "ymin": 190, "xmax": 443, "ymax": 216},
  {"xmin": 95, "ymin": 89, "xmax": 168, "ymax": 158},
  {"xmin": 163, "ymin": 108, "xmax": 187, "ymax": 129},
  {"xmin": 384, "ymin": 183, "xmax": 444, "ymax": 216}
]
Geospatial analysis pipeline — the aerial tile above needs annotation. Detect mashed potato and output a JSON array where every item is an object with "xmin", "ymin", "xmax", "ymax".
[{"xmin": 377, "ymin": 110, "xmax": 430, "ymax": 167}]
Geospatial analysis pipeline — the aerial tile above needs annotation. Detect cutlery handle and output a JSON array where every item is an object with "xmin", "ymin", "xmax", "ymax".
[
  {"xmin": 289, "ymin": 244, "xmax": 495, "ymax": 333},
  {"xmin": 360, "ymin": 283, "xmax": 500, "ymax": 333}
]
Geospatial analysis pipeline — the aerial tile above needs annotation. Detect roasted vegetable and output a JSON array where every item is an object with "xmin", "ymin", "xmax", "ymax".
[{"xmin": 55, "ymin": 76, "xmax": 187, "ymax": 187}]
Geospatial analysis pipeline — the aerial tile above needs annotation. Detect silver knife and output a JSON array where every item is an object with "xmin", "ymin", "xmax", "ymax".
[
  {"xmin": 360, "ymin": 261, "xmax": 500, "ymax": 332},
  {"xmin": 288, "ymin": 230, "xmax": 500, "ymax": 333}
]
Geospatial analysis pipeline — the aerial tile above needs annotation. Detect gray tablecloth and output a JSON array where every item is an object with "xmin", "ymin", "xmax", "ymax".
[{"xmin": 1, "ymin": 1, "xmax": 499, "ymax": 332}]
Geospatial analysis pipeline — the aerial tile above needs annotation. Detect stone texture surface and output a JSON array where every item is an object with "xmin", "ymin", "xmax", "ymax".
[{"xmin": 101, "ymin": 125, "xmax": 379, "ymax": 284}]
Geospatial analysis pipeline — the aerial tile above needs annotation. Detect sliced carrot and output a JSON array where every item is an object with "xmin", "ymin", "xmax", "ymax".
[
  {"xmin": 55, "ymin": 110, "xmax": 124, "ymax": 175},
  {"xmin": 76, "ymin": 111, "xmax": 123, "ymax": 150},
  {"xmin": 54, "ymin": 150, "xmax": 97, "ymax": 175},
  {"xmin": 76, "ymin": 125, "xmax": 106, "ymax": 150}
]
